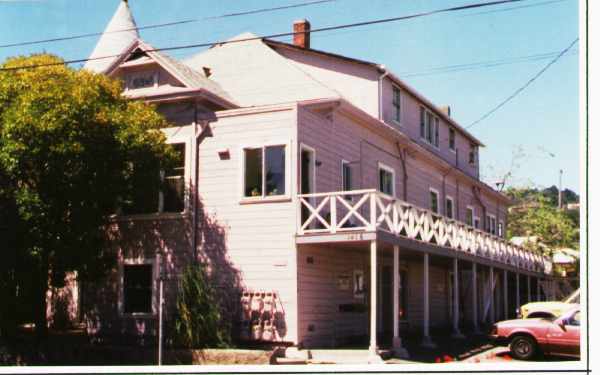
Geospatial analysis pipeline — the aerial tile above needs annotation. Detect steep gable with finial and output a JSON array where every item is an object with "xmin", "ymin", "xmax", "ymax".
[{"xmin": 84, "ymin": 0, "xmax": 139, "ymax": 74}]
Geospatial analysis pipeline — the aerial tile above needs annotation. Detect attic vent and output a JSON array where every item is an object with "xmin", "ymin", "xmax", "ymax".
[{"xmin": 202, "ymin": 67, "xmax": 212, "ymax": 78}]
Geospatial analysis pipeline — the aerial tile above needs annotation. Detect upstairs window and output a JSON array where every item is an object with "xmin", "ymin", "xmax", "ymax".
[
  {"xmin": 378, "ymin": 163, "xmax": 395, "ymax": 196},
  {"xmin": 421, "ymin": 107, "xmax": 439, "ymax": 148},
  {"xmin": 126, "ymin": 71, "xmax": 158, "ymax": 90},
  {"xmin": 429, "ymin": 189, "xmax": 439, "ymax": 214},
  {"xmin": 466, "ymin": 206, "xmax": 474, "ymax": 226},
  {"xmin": 123, "ymin": 264, "xmax": 153, "ymax": 314},
  {"xmin": 498, "ymin": 221, "xmax": 504, "ymax": 238},
  {"xmin": 486, "ymin": 214, "xmax": 497, "ymax": 235},
  {"xmin": 162, "ymin": 143, "xmax": 185, "ymax": 213},
  {"xmin": 449, "ymin": 128, "xmax": 456, "ymax": 151},
  {"xmin": 445, "ymin": 197, "xmax": 454, "ymax": 219},
  {"xmin": 474, "ymin": 216, "xmax": 480, "ymax": 229},
  {"xmin": 392, "ymin": 86, "xmax": 402, "ymax": 123},
  {"xmin": 469, "ymin": 143, "xmax": 478, "ymax": 165},
  {"xmin": 244, "ymin": 145, "xmax": 286, "ymax": 198}
]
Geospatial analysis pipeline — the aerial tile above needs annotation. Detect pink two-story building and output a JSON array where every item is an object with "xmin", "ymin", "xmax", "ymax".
[{"xmin": 72, "ymin": 1, "xmax": 552, "ymax": 357}]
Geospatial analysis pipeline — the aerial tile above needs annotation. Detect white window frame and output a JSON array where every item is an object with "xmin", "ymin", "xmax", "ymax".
[
  {"xmin": 125, "ymin": 70, "xmax": 159, "ymax": 91},
  {"xmin": 449, "ymin": 128, "xmax": 456, "ymax": 153},
  {"xmin": 341, "ymin": 159, "xmax": 352, "ymax": 192},
  {"xmin": 240, "ymin": 141, "xmax": 292, "ymax": 203},
  {"xmin": 429, "ymin": 188, "xmax": 440, "ymax": 214},
  {"xmin": 378, "ymin": 162, "xmax": 396, "ymax": 197},
  {"xmin": 486, "ymin": 213, "xmax": 497, "ymax": 235},
  {"xmin": 420, "ymin": 106, "xmax": 440, "ymax": 149},
  {"xmin": 392, "ymin": 86, "xmax": 402, "ymax": 124},
  {"xmin": 498, "ymin": 220, "xmax": 505, "ymax": 238},
  {"xmin": 159, "ymin": 140, "xmax": 189, "ymax": 214},
  {"xmin": 466, "ymin": 205, "xmax": 474, "ymax": 227},
  {"xmin": 118, "ymin": 256, "xmax": 158, "ymax": 317},
  {"xmin": 445, "ymin": 196, "xmax": 455, "ymax": 219}
]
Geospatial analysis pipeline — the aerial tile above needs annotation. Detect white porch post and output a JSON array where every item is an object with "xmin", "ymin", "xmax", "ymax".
[
  {"xmin": 369, "ymin": 240, "xmax": 378, "ymax": 357},
  {"xmin": 537, "ymin": 278, "xmax": 541, "ymax": 301},
  {"xmin": 421, "ymin": 253, "xmax": 435, "ymax": 347},
  {"xmin": 451, "ymin": 258, "xmax": 464, "ymax": 338},
  {"xmin": 503, "ymin": 269, "xmax": 508, "ymax": 320},
  {"xmin": 527, "ymin": 275, "xmax": 532, "ymax": 303},
  {"xmin": 489, "ymin": 266, "xmax": 495, "ymax": 323},
  {"xmin": 392, "ymin": 246, "xmax": 409, "ymax": 357},
  {"xmin": 516, "ymin": 273, "xmax": 521, "ymax": 313},
  {"xmin": 472, "ymin": 262, "xmax": 480, "ymax": 333}
]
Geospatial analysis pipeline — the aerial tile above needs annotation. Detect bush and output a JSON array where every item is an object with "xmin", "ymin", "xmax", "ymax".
[{"xmin": 174, "ymin": 265, "xmax": 230, "ymax": 348}]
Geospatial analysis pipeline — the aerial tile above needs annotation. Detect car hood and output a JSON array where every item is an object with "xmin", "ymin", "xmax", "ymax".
[
  {"xmin": 497, "ymin": 318, "xmax": 551, "ymax": 328},
  {"xmin": 521, "ymin": 301, "xmax": 576, "ymax": 315}
]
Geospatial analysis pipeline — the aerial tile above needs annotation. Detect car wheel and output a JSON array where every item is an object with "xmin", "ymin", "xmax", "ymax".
[{"xmin": 509, "ymin": 335, "xmax": 537, "ymax": 360}]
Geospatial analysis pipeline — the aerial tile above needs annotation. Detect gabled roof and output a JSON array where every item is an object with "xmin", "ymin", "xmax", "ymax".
[
  {"xmin": 264, "ymin": 39, "xmax": 484, "ymax": 147},
  {"xmin": 84, "ymin": 0, "xmax": 139, "ymax": 74},
  {"xmin": 104, "ymin": 39, "xmax": 236, "ymax": 108}
]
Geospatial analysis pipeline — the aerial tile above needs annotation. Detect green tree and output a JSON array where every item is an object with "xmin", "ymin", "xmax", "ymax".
[
  {"xmin": 0, "ymin": 54, "xmax": 175, "ymax": 340},
  {"xmin": 505, "ymin": 187, "xmax": 579, "ymax": 255},
  {"xmin": 174, "ymin": 265, "xmax": 230, "ymax": 349}
]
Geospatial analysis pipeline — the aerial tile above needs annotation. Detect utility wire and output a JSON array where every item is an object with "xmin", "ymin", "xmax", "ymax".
[
  {"xmin": 400, "ymin": 49, "xmax": 578, "ymax": 78},
  {"xmin": 0, "ymin": 0, "xmax": 336, "ymax": 49},
  {"xmin": 0, "ymin": 0, "xmax": 529, "ymax": 72},
  {"xmin": 467, "ymin": 38, "xmax": 579, "ymax": 129}
]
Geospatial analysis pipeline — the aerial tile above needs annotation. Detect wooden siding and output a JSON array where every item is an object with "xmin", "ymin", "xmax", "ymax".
[{"xmin": 197, "ymin": 108, "xmax": 299, "ymax": 343}]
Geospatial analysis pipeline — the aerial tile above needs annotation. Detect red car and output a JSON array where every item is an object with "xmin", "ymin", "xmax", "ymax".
[{"xmin": 490, "ymin": 307, "xmax": 580, "ymax": 360}]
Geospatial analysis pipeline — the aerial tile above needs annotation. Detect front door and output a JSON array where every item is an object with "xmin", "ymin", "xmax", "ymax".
[{"xmin": 380, "ymin": 265, "xmax": 393, "ymax": 337}]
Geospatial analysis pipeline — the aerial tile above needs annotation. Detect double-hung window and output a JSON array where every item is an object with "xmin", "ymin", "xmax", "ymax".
[
  {"xmin": 421, "ymin": 106, "xmax": 439, "ymax": 147},
  {"xmin": 445, "ymin": 196, "xmax": 454, "ymax": 219},
  {"xmin": 466, "ymin": 206, "xmax": 474, "ymax": 226},
  {"xmin": 449, "ymin": 128, "xmax": 456, "ymax": 152},
  {"xmin": 162, "ymin": 143, "xmax": 186, "ymax": 213},
  {"xmin": 430, "ymin": 189, "xmax": 439, "ymax": 214},
  {"xmin": 123, "ymin": 264, "xmax": 153, "ymax": 314},
  {"xmin": 244, "ymin": 145, "xmax": 286, "ymax": 198},
  {"xmin": 498, "ymin": 221, "xmax": 504, "ymax": 238},
  {"xmin": 378, "ymin": 163, "xmax": 395, "ymax": 197},
  {"xmin": 486, "ymin": 214, "xmax": 497, "ymax": 235},
  {"xmin": 392, "ymin": 86, "xmax": 402, "ymax": 123},
  {"xmin": 469, "ymin": 143, "xmax": 478, "ymax": 165}
]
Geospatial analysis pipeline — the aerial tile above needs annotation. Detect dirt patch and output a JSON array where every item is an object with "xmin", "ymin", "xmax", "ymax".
[{"xmin": 167, "ymin": 348, "xmax": 274, "ymax": 365}]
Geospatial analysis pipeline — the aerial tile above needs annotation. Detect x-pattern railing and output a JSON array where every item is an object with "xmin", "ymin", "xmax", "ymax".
[{"xmin": 298, "ymin": 189, "xmax": 550, "ymax": 274}]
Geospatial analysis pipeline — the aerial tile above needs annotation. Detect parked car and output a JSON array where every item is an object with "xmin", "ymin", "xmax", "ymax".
[
  {"xmin": 490, "ymin": 307, "xmax": 580, "ymax": 360},
  {"xmin": 519, "ymin": 288, "xmax": 579, "ymax": 319}
]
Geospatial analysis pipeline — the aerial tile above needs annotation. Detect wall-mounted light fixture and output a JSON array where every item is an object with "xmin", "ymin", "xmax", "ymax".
[{"xmin": 217, "ymin": 148, "xmax": 230, "ymax": 160}]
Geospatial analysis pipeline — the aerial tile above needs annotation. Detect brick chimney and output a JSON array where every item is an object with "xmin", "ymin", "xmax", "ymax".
[{"xmin": 293, "ymin": 19, "xmax": 311, "ymax": 49}]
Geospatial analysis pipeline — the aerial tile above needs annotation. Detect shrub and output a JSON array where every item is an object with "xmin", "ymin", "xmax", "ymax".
[{"xmin": 174, "ymin": 265, "xmax": 230, "ymax": 348}]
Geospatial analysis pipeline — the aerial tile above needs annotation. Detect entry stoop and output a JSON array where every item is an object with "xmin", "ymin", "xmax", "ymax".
[{"xmin": 281, "ymin": 348, "xmax": 385, "ymax": 364}]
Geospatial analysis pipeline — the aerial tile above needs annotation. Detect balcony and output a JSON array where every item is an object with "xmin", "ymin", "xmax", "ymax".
[{"xmin": 296, "ymin": 189, "xmax": 551, "ymax": 274}]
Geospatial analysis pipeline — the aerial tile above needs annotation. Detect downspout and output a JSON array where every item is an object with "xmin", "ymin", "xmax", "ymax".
[
  {"xmin": 395, "ymin": 142, "xmax": 408, "ymax": 201},
  {"xmin": 378, "ymin": 65, "xmax": 390, "ymax": 122}
]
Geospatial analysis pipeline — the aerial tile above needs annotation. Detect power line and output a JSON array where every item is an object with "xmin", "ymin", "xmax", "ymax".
[
  {"xmin": 0, "ymin": 0, "xmax": 336, "ymax": 49},
  {"xmin": 0, "ymin": 0, "xmax": 529, "ymax": 72},
  {"xmin": 400, "ymin": 49, "xmax": 578, "ymax": 78},
  {"xmin": 466, "ymin": 38, "xmax": 579, "ymax": 129}
]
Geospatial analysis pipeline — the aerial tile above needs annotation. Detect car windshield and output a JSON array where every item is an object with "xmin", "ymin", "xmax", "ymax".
[{"xmin": 563, "ymin": 289, "xmax": 580, "ymax": 304}]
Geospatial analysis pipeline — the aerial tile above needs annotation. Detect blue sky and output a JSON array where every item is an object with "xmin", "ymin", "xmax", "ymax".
[{"xmin": 0, "ymin": 0, "xmax": 580, "ymax": 193}]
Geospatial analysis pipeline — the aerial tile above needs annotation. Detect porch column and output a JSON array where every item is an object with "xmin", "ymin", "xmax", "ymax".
[
  {"xmin": 369, "ymin": 240, "xmax": 377, "ymax": 357},
  {"xmin": 527, "ymin": 275, "xmax": 532, "ymax": 302},
  {"xmin": 516, "ymin": 273, "xmax": 520, "ymax": 313},
  {"xmin": 489, "ymin": 266, "xmax": 495, "ymax": 323},
  {"xmin": 392, "ymin": 246, "xmax": 409, "ymax": 358},
  {"xmin": 472, "ymin": 262, "xmax": 480, "ymax": 333},
  {"xmin": 451, "ymin": 258, "xmax": 464, "ymax": 338},
  {"xmin": 503, "ymin": 269, "xmax": 508, "ymax": 320},
  {"xmin": 421, "ymin": 253, "xmax": 435, "ymax": 347},
  {"xmin": 537, "ymin": 278, "xmax": 541, "ymax": 301}
]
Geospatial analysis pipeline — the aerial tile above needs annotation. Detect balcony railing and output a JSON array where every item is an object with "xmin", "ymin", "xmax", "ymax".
[{"xmin": 297, "ymin": 189, "xmax": 551, "ymax": 274}]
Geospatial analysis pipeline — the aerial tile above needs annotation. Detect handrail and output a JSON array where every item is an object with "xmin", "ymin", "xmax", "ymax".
[{"xmin": 297, "ymin": 190, "xmax": 551, "ymax": 274}]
